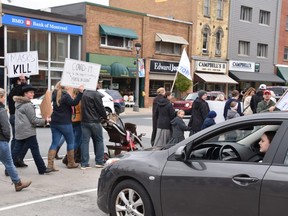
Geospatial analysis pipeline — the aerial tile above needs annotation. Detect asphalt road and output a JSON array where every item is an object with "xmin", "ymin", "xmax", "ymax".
[{"xmin": 0, "ymin": 114, "xmax": 154, "ymax": 216}]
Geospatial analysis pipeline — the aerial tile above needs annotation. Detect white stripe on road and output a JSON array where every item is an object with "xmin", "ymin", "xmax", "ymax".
[{"xmin": 0, "ymin": 188, "xmax": 97, "ymax": 212}]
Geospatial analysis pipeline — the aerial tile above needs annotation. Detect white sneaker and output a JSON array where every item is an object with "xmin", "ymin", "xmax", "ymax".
[{"xmin": 95, "ymin": 164, "xmax": 104, "ymax": 168}]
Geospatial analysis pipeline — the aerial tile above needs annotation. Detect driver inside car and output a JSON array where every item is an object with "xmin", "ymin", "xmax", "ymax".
[{"xmin": 258, "ymin": 131, "xmax": 276, "ymax": 162}]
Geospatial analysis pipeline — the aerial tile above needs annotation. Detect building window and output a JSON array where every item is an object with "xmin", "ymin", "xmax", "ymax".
[
  {"xmin": 51, "ymin": 33, "xmax": 68, "ymax": 62},
  {"xmin": 70, "ymin": 35, "xmax": 80, "ymax": 60},
  {"xmin": 257, "ymin": 43, "xmax": 268, "ymax": 58},
  {"xmin": 240, "ymin": 6, "xmax": 252, "ymax": 22},
  {"xmin": 155, "ymin": 42, "xmax": 181, "ymax": 55},
  {"xmin": 100, "ymin": 35, "xmax": 132, "ymax": 49},
  {"xmin": 30, "ymin": 30, "xmax": 48, "ymax": 61},
  {"xmin": 284, "ymin": 47, "xmax": 288, "ymax": 60},
  {"xmin": 7, "ymin": 26, "xmax": 27, "ymax": 52},
  {"xmin": 203, "ymin": 0, "xmax": 210, "ymax": 17},
  {"xmin": 238, "ymin": 41, "xmax": 250, "ymax": 56},
  {"xmin": 217, "ymin": 0, "xmax": 223, "ymax": 19},
  {"xmin": 215, "ymin": 27, "xmax": 223, "ymax": 56},
  {"xmin": 259, "ymin": 10, "xmax": 270, "ymax": 25},
  {"xmin": 202, "ymin": 25, "xmax": 211, "ymax": 55}
]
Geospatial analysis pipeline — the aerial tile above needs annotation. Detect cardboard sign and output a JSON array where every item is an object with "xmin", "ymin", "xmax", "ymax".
[
  {"xmin": 61, "ymin": 58, "xmax": 101, "ymax": 91},
  {"xmin": 6, "ymin": 51, "xmax": 39, "ymax": 78},
  {"xmin": 40, "ymin": 90, "xmax": 52, "ymax": 119}
]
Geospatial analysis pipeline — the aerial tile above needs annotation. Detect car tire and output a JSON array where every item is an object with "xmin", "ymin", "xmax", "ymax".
[{"xmin": 110, "ymin": 179, "xmax": 154, "ymax": 216}]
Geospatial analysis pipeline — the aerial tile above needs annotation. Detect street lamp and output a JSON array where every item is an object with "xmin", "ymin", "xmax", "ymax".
[{"xmin": 133, "ymin": 42, "xmax": 141, "ymax": 112}]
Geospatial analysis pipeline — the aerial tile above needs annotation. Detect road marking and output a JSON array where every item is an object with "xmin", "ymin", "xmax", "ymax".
[{"xmin": 0, "ymin": 188, "xmax": 97, "ymax": 212}]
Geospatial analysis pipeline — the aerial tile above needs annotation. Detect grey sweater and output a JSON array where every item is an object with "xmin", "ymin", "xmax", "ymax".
[{"xmin": 14, "ymin": 96, "xmax": 45, "ymax": 140}]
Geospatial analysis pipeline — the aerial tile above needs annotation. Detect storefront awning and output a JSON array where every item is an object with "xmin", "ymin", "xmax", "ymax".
[
  {"xmin": 99, "ymin": 24, "xmax": 138, "ymax": 39},
  {"xmin": 150, "ymin": 73, "xmax": 176, "ymax": 81},
  {"xmin": 277, "ymin": 66, "xmax": 288, "ymax": 81},
  {"xmin": 111, "ymin": 62, "xmax": 130, "ymax": 77},
  {"xmin": 229, "ymin": 71, "xmax": 285, "ymax": 83},
  {"xmin": 195, "ymin": 73, "xmax": 238, "ymax": 84},
  {"xmin": 155, "ymin": 33, "xmax": 188, "ymax": 45}
]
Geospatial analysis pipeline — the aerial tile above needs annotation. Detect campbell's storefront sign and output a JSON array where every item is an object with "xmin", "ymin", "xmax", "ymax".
[
  {"xmin": 196, "ymin": 60, "xmax": 227, "ymax": 73},
  {"xmin": 229, "ymin": 60, "xmax": 255, "ymax": 72}
]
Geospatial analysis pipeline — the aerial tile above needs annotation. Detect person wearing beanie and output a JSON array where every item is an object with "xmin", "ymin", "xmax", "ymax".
[
  {"xmin": 227, "ymin": 101, "xmax": 240, "ymax": 120},
  {"xmin": 223, "ymin": 90, "xmax": 242, "ymax": 120},
  {"xmin": 188, "ymin": 90, "xmax": 210, "ymax": 135},
  {"xmin": 0, "ymin": 88, "xmax": 32, "ymax": 191},
  {"xmin": 201, "ymin": 110, "xmax": 217, "ymax": 130}
]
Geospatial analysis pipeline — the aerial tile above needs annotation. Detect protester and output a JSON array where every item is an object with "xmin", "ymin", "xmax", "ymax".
[
  {"xmin": 215, "ymin": 93, "xmax": 225, "ymax": 101},
  {"xmin": 12, "ymin": 84, "xmax": 52, "ymax": 175},
  {"xmin": 188, "ymin": 90, "xmax": 210, "ymax": 135},
  {"xmin": 47, "ymin": 82, "xmax": 84, "ymax": 170},
  {"xmin": 223, "ymin": 90, "xmax": 242, "ymax": 120},
  {"xmin": 250, "ymin": 84, "xmax": 266, "ymax": 113},
  {"xmin": 7, "ymin": 74, "xmax": 29, "ymax": 167},
  {"xmin": 154, "ymin": 91, "xmax": 175, "ymax": 148},
  {"xmin": 201, "ymin": 110, "xmax": 217, "ymax": 130},
  {"xmin": 0, "ymin": 88, "xmax": 32, "ymax": 191},
  {"xmin": 256, "ymin": 90, "xmax": 278, "ymax": 113},
  {"xmin": 168, "ymin": 109, "xmax": 191, "ymax": 145},
  {"xmin": 151, "ymin": 87, "xmax": 165, "ymax": 146},
  {"xmin": 227, "ymin": 101, "xmax": 240, "ymax": 119},
  {"xmin": 80, "ymin": 81, "xmax": 107, "ymax": 169},
  {"xmin": 242, "ymin": 87, "xmax": 256, "ymax": 116}
]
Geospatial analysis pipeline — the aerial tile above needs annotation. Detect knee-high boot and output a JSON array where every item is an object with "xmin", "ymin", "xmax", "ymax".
[
  {"xmin": 47, "ymin": 150, "xmax": 59, "ymax": 171},
  {"xmin": 67, "ymin": 150, "xmax": 79, "ymax": 169}
]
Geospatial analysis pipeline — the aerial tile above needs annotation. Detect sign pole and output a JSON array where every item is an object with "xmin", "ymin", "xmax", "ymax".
[{"xmin": 170, "ymin": 70, "xmax": 178, "ymax": 93}]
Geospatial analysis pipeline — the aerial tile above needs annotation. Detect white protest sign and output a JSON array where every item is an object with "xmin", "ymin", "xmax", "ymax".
[
  {"xmin": 61, "ymin": 58, "xmax": 101, "ymax": 91},
  {"xmin": 276, "ymin": 89, "xmax": 288, "ymax": 111},
  {"xmin": 6, "ymin": 51, "xmax": 38, "ymax": 78}
]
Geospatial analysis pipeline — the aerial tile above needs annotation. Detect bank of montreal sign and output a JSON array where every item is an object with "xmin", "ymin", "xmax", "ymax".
[{"xmin": 2, "ymin": 14, "xmax": 83, "ymax": 35}]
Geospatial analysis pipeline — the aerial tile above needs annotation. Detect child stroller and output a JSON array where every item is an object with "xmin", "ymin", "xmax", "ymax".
[{"xmin": 102, "ymin": 113, "xmax": 144, "ymax": 157}]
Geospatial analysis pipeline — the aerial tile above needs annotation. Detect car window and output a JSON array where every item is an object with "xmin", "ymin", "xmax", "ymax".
[
  {"xmin": 185, "ymin": 93, "xmax": 198, "ymax": 100},
  {"xmin": 105, "ymin": 90, "xmax": 122, "ymax": 99}
]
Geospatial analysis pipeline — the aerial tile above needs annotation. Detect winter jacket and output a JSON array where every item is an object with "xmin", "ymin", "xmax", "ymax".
[
  {"xmin": 81, "ymin": 90, "xmax": 107, "ymax": 123},
  {"xmin": 14, "ymin": 96, "xmax": 45, "ymax": 140},
  {"xmin": 152, "ymin": 94, "xmax": 164, "ymax": 130},
  {"xmin": 256, "ymin": 100, "xmax": 276, "ymax": 113},
  {"xmin": 51, "ymin": 90, "xmax": 82, "ymax": 125},
  {"xmin": 201, "ymin": 117, "xmax": 216, "ymax": 130},
  {"xmin": 243, "ymin": 96, "xmax": 253, "ymax": 116},
  {"xmin": 170, "ymin": 116, "xmax": 191, "ymax": 143},
  {"xmin": 250, "ymin": 91, "xmax": 263, "ymax": 113},
  {"xmin": 188, "ymin": 98, "xmax": 210, "ymax": 133},
  {"xmin": 155, "ymin": 97, "xmax": 175, "ymax": 129},
  {"xmin": 7, "ymin": 83, "xmax": 25, "ymax": 115},
  {"xmin": 227, "ymin": 109, "xmax": 240, "ymax": 119},
  {"xmin": 0, "ymin": 103, "xmax": 11, "ymax": 141},
  {"xmin": 223, "ymin": 98, "xmax": 242, "ymax": 119}
]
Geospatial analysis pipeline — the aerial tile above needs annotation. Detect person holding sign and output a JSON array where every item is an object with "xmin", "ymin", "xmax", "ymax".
[
  {"xmin": 47, "ymin": 81, "xmax": 84, "ymax": 170},
  {"xmin": 12, "ymin": 84, "xmax": 52, "ymax": 175},
  {"xmin": 256, "ymin": 90, "xmax": 279, "ymax": 113}
]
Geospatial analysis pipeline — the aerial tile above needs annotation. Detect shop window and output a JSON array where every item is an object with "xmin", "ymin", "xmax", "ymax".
[
  {"xmin": 51, "ymin": 33, "xmax": 68, "ymax": 62},
  {"xmin": 202, "ymin": 25, "xmax": 211, "ymax": 55},
  {"xmin": 257, "ymin": 43, "xmax": 268, "ymax": 58},
  {"xmin": 70, "ymin": 35, "xmax": 80, "ymax": 60},
  {"xmin": 203, "ymin": 0, "xmax": 210, "ymax": 17},
  {"xmin": 149, "ymin": 80, "xmax": 165, "ymax": 97},
  {"xmin": 100, "ymin": 35, "xmax": 132, "ymax": 50},
  {"xmin": 240, "ymin": 6, "xmax": 252, "ymax": 22},
  {"xmin": 30, "ymin": 30, "xmax": 48, "ymax": 61},
  {"xmin": 238, "ymin": 40, "xmax": 250, "ymax": 56},
  {"xmin": 155, "ymin": 41, "xmax": 181, "ymax": 55},
  {"xmin": 259, "ymin": 10, "xmax": 270, "ymax": 25},
  {"xmin": 217, "ymin": 0, "xmax": 223, "ymax": 19},
  {"xmin": 284, "ymin": 47, "xmax": 288, "ymax": 60},
  {"xmin": 215, "ymin": 27, "xmax": 223, "ymax": 56},
  {"xmin": 7, "ymin": 26, "xmax": 27, "ymax": 52}
]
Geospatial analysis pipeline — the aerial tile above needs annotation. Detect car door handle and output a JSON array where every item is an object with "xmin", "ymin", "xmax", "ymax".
[{"xmin": 232, "ymin": 175, "xmax": 259, "ymax": 186}]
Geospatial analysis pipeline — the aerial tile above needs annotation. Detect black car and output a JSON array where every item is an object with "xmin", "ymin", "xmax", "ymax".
[
  {"xmin": 98, "ymin": 112, "xmax": 288, "ymax": 216},
  {"xmin": 104, "ymin": 89, "xmax": 125, "ymax": 115}
]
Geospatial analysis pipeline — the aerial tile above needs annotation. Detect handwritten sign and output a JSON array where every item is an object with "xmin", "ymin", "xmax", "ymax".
[
  {"xmin": 6, "ymin": 51, "xmax": 39, "ymax": 78},
  {"xmin": 61, "ymin": 58, "xmax": 101, "ymax": 91},
  {"xmin": 276, "ymin": 89, "xmax": 288, "ymax": 111}
]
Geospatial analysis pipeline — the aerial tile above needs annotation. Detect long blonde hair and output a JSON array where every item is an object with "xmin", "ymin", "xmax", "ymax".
[
  {"xmin": 55, "ymin": 81, "xmax": 66, "ymax": 106},
  {"xmin": 243, "ymin": 87, "xmax": 256, "ymax": 99}
]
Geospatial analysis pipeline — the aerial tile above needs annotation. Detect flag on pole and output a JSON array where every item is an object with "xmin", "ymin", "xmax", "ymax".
[{"xmin": 177, "ymin": 48, "xmax": 192, "ymax": 80}]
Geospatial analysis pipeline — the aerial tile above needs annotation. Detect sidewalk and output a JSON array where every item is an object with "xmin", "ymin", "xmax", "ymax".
[{"xmin": 122, "ymin": 107, "xmax": 152, "ymax": 115}]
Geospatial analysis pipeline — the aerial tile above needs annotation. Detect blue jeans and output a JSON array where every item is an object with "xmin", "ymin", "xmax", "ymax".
[
  {"xmin": 12, "ymin": 136, "xmax": 47, "ymax": 174},
  {"xmin": 9, "ymin": 114, "xmax": 16, "ymax": 151},
  {"xmin": 81, "ymin": 122, "xmax": 104, "ymax": 166},
  {"xmin": 0, "ymin": 141, "xmax": 20, "ymax": 183},
  {"xmin": 50, "ymin": 124, "xmax": 74, "ymax": 151},
  {"xmin": 73, "ymin": 123, "xmax": 82, "ymax": 150}
]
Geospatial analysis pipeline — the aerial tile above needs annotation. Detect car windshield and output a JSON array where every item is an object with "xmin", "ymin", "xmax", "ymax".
[
  {"xmin": 185, "ymin": 93, "xmax": 198, "ymax": 100},
  {"xmin": 105, "ymin": 90, "xmax": 122, "ymax": 99}
]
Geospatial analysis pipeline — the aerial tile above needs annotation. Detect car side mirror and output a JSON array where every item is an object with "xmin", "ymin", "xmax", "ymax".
[{"xmin": 174, "ymin": 146, "xmax": 187, "ymax": 161}]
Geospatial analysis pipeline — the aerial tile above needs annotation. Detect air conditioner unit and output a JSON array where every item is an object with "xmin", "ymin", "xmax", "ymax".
[
  {"xmin": 215, "ymin": 50, "xmax": 221, "ymax": 55},
  {"xmin": 127, "ymin": 40, "xmax": 133, "ymax": 49},
  {"xmin": 202, "ymin": 49, "xmax": 208, "ymax": 54}
]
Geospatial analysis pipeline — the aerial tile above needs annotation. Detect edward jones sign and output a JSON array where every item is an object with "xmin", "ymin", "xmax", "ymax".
[{"xmin": 196, "ymin": 61, "xmax": 227, "ymax": 73}]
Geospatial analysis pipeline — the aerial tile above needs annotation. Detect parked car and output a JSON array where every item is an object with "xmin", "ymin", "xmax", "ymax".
[
  {"xmin": 98, "ymin": 112, "xmax": 288, "ymax": 216},
  {"xmin": 266, "ymin": 86, "xmax": 288, "ymax": 101},
  {"xmin": 101, "ymin": 89, "xmax": 125, "ymax": 115},
  {"xmin": 172, "ymin": 91, "xmax": 225, "ymax": 115},
  {"xmin": 31, "ymin": 89, "xmax": 115, "ymax": 119}
]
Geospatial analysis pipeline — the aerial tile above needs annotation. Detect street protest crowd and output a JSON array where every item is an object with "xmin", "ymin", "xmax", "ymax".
[{"xmin": 0, "ymin": 74, "xmax": 108, "ymax": 192}]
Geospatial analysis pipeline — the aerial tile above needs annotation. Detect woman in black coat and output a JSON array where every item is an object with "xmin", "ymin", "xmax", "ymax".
[{"xmin": 188, "ymin": 90, "xmax": 210, "ymax": 136}]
